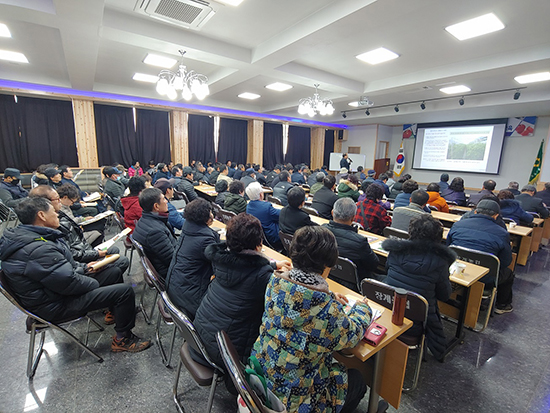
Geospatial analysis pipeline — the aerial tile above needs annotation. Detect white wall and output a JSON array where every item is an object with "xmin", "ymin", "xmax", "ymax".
[{"xmin": 343, "ymin": 125, "xmax": 378, "ymax": 170}]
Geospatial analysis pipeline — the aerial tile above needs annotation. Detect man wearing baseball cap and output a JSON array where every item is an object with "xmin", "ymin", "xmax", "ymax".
[
  {"xmin": 0, "ymin": 168, "xmax": 28, "ymax": 208},
  {"xmin": 447, "ymin": 199, "xmax": 515, "ymax": 314},
  {"xmin": 103, "ymin": 166, "xmax": 126, "ymax": 199}
]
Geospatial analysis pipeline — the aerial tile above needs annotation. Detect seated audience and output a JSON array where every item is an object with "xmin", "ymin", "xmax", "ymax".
[
  {"xmin": 447, "ymin": 199, "xmax": 515, "ymax": 314},
  {"xmin": 383, "ymin": 214, "xmax": 454, "ymax": 361},
  {"xmin": 336, "ymin": 167, "xmax": 348, "ymax": 184},
  {"xmin": 0, "ymin": 168, "xmax": 28, "ymax": 208},
  {"xmin": 385, "ymin": 170, "xmax": 396, "ymax": 190},
  {"xmin": 120, "ymin": 177, "xmax": 146, "ymax": 232},
  {"xmin": 0, "ymin": 197, "xmax": 151, "ymax": 352},
  {"xmin": 391, "ymin": 189, "xmax": 430, "ymax": 232},
  {"xmin": 170, "ymin": 166, "xmax": 183, "ymax": 187},
  {"xmin": 216, "ymin": 164, "xmax": 232, "ymax": 184},
  {"xmin": 273, "ymin": 171, "xmax": 294, "ymax": 206},
  {"xmin": 209, "ymin": 164, "xmax": 222, "ymax": 185},
  {"xmin": 266, "ymin": 165, "xmax": 281, "ymax": 187},
  {"xmin": 355, "ymin": 166, "xmax": 366, "ymax": 181},
  {"xmin": 427, "ymin": 183, "xmax": 449, "ymax": 212},
  {"xmin": 438, "ymin": 173, "xmax": 450, "ymax": 191},
  {"xmin": 394, "ymin": 179, "xmax": 418, "ymax": 208},
  {"xmin": 240, "ymin": 168, "xmax": 257, "ymax": 189},
  {"xmin": 31, "ymin": 164, "xmax": 51, "ymax": 187},
  {"xmin": 441, "ymin": 177, "xmax": 467, "ymax": 206},
  {"xmin": 166, "ymin": 198, "xmax": 220, "ymax": 320},
  {"xmin": 497, "ymin": 190, "xmax": 534, "ymax": 225},
  {"xmin": 128, "ymin": 160, "xmax": 143, "ymax": 177},
  {"xmin": 373, "ymin": 173, "xmax": 391, "ymax": 198},
  {"xmin": 324, "ymin": 198, "xmax": 379, "ymax": 289},
  {"xmin": 246, "ymin": 182, "xmax": 281, "ymax": 248},
  {"xmin": 459, "ymin": 194, "xmax": 507, "ymax": 229},
  {"xmin": 192, "ymin": 213, "xmax": 290, "ymax": 384},
  {"xmin": 44, "ymin": 167, "xmax": 63, "ymax": 190},
  {"xmin": 535, "ymin": 181, "xmax": 550, "ymax": 206},
  {"xmin": 279, "ymin": 186, "xmax": 317, "ymax": 235},
  {"xmin": 388, "ymin": 173, "xmax": 411, "ymax": 199},
  {"xmin": 354, "ymin": 184, "xmax": 391, "ymax": 235},
  {"xmin": 193, "ymin": 163, "xmax": 206, "ymax": 184},
  {"xmin": 252, "ymin": 226, "xmax": 372, "ymax": 413},
  {"xmin": 291, "ymin": 166, "xmax": 306, "ymax": 185},
  {"xmin": 133, "ymin": 188, "xmax": 176, "ymax": 281},
  {"xmin": 103, "ymin": 166, "xmax": 126, "ymax": 199},
  {"xmin": 146, "ymin": 160, "xmax": 157, "ymax": 177},
  {"xmin": 311, "ymin": 175, "xmax": 339, "ymax": 220},
  {"xmin": 227, "ymin": 161, "xmax": 236, "ymax": 178},
  {"xmin": 468, "ymin": 179, "xmax": 496, "ymax": 206},
  {"xmin": 175, "ymin": 166, "xmax": 198, "ymax": 202},
  {"xmin": 59, "ymin": 165, "xmax": 97, "ymax": 217},
  {"xmin": 515, "ymin": 185, "xmax": 549, "ymax": 218},
  {"xmin": 505, "ymin": 181, "xmax": 521, "ymax": 196},
  {"xmin": 307, "ymin": 168, "xmax": 320, "ymax": 187},
  {"xmin": 364, "ymin": 169, "xmax": 376, "ymax": 185},
  {"xmin": 154, "ymin": 178, "xmax": 185, "ymax": 230},
  {"xmin": 337, "ymin": 174, "xmax": 360, "ymax": 201},
  {"xmin": 214, "ymin": 179, "xmax": 229, "ymax": 208},
  {"xmin": 224, "ymin": 180, "xmax": 247, "ymax": 214},
  {"xmin": 233, "ymin": 164, "xmax": 245, "ymax": 181},
  {"xmin": 152, "ymin": 163, "xmax": 169, "ymax": 183},
  {"xmin": 309, "ymin": 172, "xmax": 325, "ymax": 195},
  {"xmin": 254, "ymin": 165, "xmax": 267, "ymax": 186}
]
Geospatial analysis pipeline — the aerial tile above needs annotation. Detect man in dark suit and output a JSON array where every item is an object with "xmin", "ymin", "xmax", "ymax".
[
  {"xmin": 535, "ymin": 182, "xmax": 550, "ymax": 206},
  {"xmin": 515, "ymin": 185, "xmax": 549, "ymax": 218},
  {"xmin": 340, "ymin": 153, "xmax": 352, "ymax": 172},
  {"xmin": 468, "ymin": 179, "xmax": 496, "ymax": 206},
  {"xmin": 311, "ymin": 175, "xmax": 339, "ymax": 220}
]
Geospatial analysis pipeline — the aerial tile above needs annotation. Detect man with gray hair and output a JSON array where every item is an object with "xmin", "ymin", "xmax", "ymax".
[
  {"xmin": 515, "ymin": 184, "xmax": 549, "ymax": 218},
  {"xmin": 323, "ymin": 197, "xmax": 379, "ymax": 291},
  {"xmin": 391, "ymin": 189, "xmax": 430, "ymax": 232},
  {"xmin": 505, "ymin": 181, "xmax": 520, "ymax": 196},
  {"xmin": 309, "ymin": 172, "xmax": 325, "ymax": 195}
]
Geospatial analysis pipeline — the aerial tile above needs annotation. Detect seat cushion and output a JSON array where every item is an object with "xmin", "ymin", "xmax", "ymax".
[
  {"xmin": 180, "ymin": 342, "xmax": 215, "ymax": 386},
  {"xmin": 398, "ymin": 333, "xmax": 421, "ymax": 347}
]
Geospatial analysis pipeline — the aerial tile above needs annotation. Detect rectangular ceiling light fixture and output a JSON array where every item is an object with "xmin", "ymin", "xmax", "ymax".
[
  {"xmin": 0, "ymin": 23, "xmax": 11, "ymax": 37},
  {"xmin": 238, "ymin": 92, "xmax": 260, "ymax": 100},
  {"xmin": 265, "ymin": 82, "xmax": 292, "ymax": 92},
  {"xmin": 216, "ymin": 0, "xmax": 244, "ymax": 5},
  {"xmin": 514, "ymin": 72, "xmax": 550, "ymax": 84},
  {"xmin": 440, "ymin": 85, "xmax": 471, "ymax": 94},
  {"xmin": 356, "ymin": 47, "xmax": 399, "ymax": 65},
  {"xmin": 0, "ymin": 50, "xmax": 28, "ymax": 63},
  {"xmin": 445, "ymin": 13, "xmax": 505, "ymax": 41},
  {"xmin": 133, "ymin": 73, "xmax": 159, "ymax": 83},
  {"xmin": 143, "ymin": 53, "xmax": 177, "ymax": 68}
]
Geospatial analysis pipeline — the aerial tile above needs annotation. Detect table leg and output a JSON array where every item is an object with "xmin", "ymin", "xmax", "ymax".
[
  {"xmin": 367, "ymin": 348, "xmax": 386, "ymax": 413},
  {"xmin": 444, "ymin": 285, "xmax": 471, "ymax": 356}
]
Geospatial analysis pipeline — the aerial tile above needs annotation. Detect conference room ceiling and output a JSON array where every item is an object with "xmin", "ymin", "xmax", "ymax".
[{"xmin": 0, "ymin": 0, "xmax": 549, "ymax": 126}]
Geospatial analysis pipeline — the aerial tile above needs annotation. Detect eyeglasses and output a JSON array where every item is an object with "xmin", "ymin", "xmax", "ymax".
[{"xmin": 49, "ymin": 197, "xmax": 60, "ymax": 202}]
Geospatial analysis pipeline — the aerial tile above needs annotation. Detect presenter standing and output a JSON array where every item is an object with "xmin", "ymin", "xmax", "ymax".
[{"xmin": 340, "ymin": 153, "xmax": 352, "ymax": 173}]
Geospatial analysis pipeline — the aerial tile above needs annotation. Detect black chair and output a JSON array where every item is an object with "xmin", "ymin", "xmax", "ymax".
[
  {"xmin": 267, "ymin": 195, "xmax": 282, "ymax": 206},
  {"xmin": 427, "ymin": 205, "xmax": 438, "ymax": 212},
  {"xmin": 448, "ymin": 245, "xmax": 500, "ymax": 332},
  {"xmin": 383, "ymin": 226, "xmax": 410, "ymax": 240},
  {"xmin": 218, "ymin": 208, "xmax": 237, "ymax": 225},
  {"xmin": 351, "ymin": 222, "xmax": 365, "ymax": 231},
  {"xmin": 329, "ymin": 257, "xmax": 360, "ymax": 292},
  {"xmin": 502, "ymin": 217, "xmax": 517, "ymax": 225},
  {"xmin": 211, "ymin": 202, "xmax": 223, "ymax": 221},
  {"xmin": 129, "ymin": 235, "xmax": 157, "ymax": 325},
  {"xmin": 173, "ymin": 189, "xmax": 190, "ymax": 204},
  {"xmin": 278, "ymin": 231, "xmax": 293, "ymax": 254},
  {"xmin": 302, "ymin": 206, "xmax": 320, "ymax": 217},
  {"xmin": 0, "ymin": 270, "xmax": 104, "ymax": 379},
  {"xmin": 163, "ymin": 291, "xmax": 224, "ymax": 413},
  {"xmin": 361, "ymin": 278, "xmax": 428, "ymax": 392}
]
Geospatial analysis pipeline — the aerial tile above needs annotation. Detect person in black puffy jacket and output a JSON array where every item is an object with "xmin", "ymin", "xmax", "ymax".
[
  {"xmin": 133, "ymin": 188, "xmax": 177, "ymax": 282},
  {"xmin": 191, "ymin": 213, "xmax": 290, "ymax": 387},
  {"xmin": 279, "ymin": 186, "xmax": 317, "ymax": 235},
  {"xmin": 0, "ymin": 197, "xmax": 151, "ymax": 353},
  {"xmin": 382, "ymin": 214, "xmax": 455, "ymax": 361},
  {"xmin": 165, "ymin": 198, "xmax": 220, "ymax": 320}
]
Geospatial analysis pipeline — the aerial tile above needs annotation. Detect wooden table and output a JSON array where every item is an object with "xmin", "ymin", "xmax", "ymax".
[{"xmin": 195, "ymin": 184, "xmax": 218, "ymax": 202}]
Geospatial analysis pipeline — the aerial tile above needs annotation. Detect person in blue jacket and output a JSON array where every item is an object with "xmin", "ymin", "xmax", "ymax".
[
  {"xmin": 497, "ymin": 190, "xmax": 533, "ymax": 225},
  {"xmin": 153, "ymin": 178, "xmax": 185, "ymax": 230},
  {"xmin": 246, "ymin": 182, "xmax": 282, "ymax": 249}
]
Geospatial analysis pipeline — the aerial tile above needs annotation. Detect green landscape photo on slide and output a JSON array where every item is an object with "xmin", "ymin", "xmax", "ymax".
[{"xmin": 446, "ymin": 136, "xmax": 487, "ymax": 161}]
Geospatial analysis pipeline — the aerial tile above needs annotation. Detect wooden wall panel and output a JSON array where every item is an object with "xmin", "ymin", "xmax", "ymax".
[
  {"xmin": 310, "ymin": 127, "xmax": 325, "ymax": 170},
  {"xmin": 170, "ymin": 111, "xmax": 189, "ymax": 166},
  {"xmin": 247, "ymin": 119, "xmax": 264, "ymax": 165},
  {"xmin": 72, "ymin": 99, "xmax": 98, "ymax": 167}
]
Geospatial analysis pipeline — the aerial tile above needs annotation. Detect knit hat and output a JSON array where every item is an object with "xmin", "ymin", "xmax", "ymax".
[{"xmin": 339, "ymin": 167, "xmax": 348, "ymax": 174}]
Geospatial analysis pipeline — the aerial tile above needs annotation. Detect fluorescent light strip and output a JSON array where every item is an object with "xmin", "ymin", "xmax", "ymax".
[
  {"xmin": 0, "ymin": 50, "xmax": 28, "ymax": 63},
  {"xmin": 238, "ymin": 92, "xmax": 260, "ymax": 100},
  {"xmin": 348, "ymin": 102, "xmax": 360, "ymax": 107},
  {"xmin": 216, "ymin": 0, "xmax": 244, "ymax": 5},
  {"xmin": 143, "ymin": 54, "xmax": 177, "ymax": 68},
  {"xmin": 0, "ymin": 23, "xmax": 11, "ymax": 37},
  {"xmin": 356, "ymin": 47, "xmax": 399, "ymax": 65},
  {"xmin": 440, "ymin": 85, "xmax": 471, "ymax": 94},
  {"xmin": 445, "ymin": 13, "xmax": 505, "ymax": 41},
  {"xmin": 265, "ymin": 82, "xmax": 292, "ymax": 92},
  {"xmin": 514, "ymin": 72, "xmax": 550, "ymax": 84},
  {"xmin": 133, "ymin": 73, "xmax": 159, "ymax": 83}
]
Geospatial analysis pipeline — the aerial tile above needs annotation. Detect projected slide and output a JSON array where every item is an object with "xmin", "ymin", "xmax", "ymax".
[{"xmin": 413, "ymin": 120, "xmax": 507, "ymax": 174}]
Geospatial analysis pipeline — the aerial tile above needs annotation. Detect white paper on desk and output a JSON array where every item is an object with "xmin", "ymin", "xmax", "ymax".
[
  {"xmin": 80, "ymin": 210, "xmax": 114, "ymax": 225},
  {"xmin": 83, "ymin": 192, "xmax": 101, "ymax": 202},
  {"xmin": 95, "ymin": 228, "xmax": 131, "ymax": 251},
  {"xmin": 369, "ymin": 240, "xmax": 387, "ymax": 253}
]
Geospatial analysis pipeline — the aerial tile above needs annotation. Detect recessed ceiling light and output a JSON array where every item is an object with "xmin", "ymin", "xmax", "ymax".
[
  {"xmin": 356, "ymin": 47, "xmax": 399, "ymax": 65},
  {"xmin": 445, "ymin": 13, "xmax": 505, "ymax": 41},
  {"xmin": 238, "ymin": 92, "xmax": 261, "ymax": 100},
  {"xmin": 0, "ymin": 50, "xmax": 28, "ymax": 63},
  {"xmin": 133, "ymin": 73, "xmax": 159, "ymax": 83},
  {"xmin": 216, "ymin": 0, "xmax": 244, "ymax": 5},
  {"xmin": 348, "ymin": 101, "xmax": 360, "ymax": 107},
  {"xmin": 440, "ymin": 85, "xmax": 471, "ymax": 94},
  {"xmin": 514, "ymin": 72, "xmax": 550, "ymax": 84},
  {"xmin": 143, "ymin": 54, "xmax": 177, "ymax": 68},
  {"xmin": 265, "ymin": 82, "xmax": 292, "ymax": 92},
  {"xmin": 0, "ymin": 23, "xmax": 11, "ymax": 38}
]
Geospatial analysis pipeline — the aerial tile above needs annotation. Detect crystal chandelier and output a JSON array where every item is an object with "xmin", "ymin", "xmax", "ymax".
[
  {"xmin": 155, "ymin": 50, "xmax": 209, "ymax": 101},
  {"xmin": 297, "ymin": 84, "xmax": 335, "ymax": 117}
]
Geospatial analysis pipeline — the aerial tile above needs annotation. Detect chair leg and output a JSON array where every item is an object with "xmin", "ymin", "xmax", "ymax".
[
  {"xmin": 27, "ymin": 325, "xmax": 46, "ymax": 379},
  {"xmin": 139, "ymin": 283, "xmax": 152, "ymax": 325},
  {"xmin": 206, "ymin": 372, "xmax": 218, "ymax": 413},
  {"xmin": 403, "ymin": 337, "xmax": 425, "ymax": 393},
  {"xmin": 128, "ymin": 248, "xmax": 134, "ymax": 274},
  {"xmin": 166, "ymin": 325, "xmax": 177, "ymax": 367},
  {"xmin": 473, "ymin": 289, "xmax": 497, "ymax": 333},
  {"xmin": 51, "ymin": 324, "xmax": 104, "ymax": 364},
  {"xmin": 156, "ymin": 309, "xmax": 169, "ymax": 366},
  {"xmin": 173, "ymin": 360, "xmax": 186, "ymax": 413}
]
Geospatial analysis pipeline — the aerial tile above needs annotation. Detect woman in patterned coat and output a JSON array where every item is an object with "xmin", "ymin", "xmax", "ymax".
[{"xmin": 252, "ymin": 226, "xmax": 372, "ymax": 413}]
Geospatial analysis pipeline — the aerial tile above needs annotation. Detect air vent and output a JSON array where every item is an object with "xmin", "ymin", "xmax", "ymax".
[{"xmin": 135, "ymin": 0, "xmax": 217, "ymax": 30}]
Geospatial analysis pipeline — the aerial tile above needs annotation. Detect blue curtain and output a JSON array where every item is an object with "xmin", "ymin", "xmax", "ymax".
[
  {"xmin": 218, "ymin": 117, "xmax": 247, "ymax": 164},
  {"xmin": 94, "ymin": 104, "xmax": 138, "ymax": 167},
  {"xmin": 136, "ymin": 108, "xmax": 171, "ymax": 166},
  {"xmin": 323, "ymin": 129, "xmax": 335, "ymax": 168},
  {"xmin": 263, "ymin": 123, "xmax": 284, "ymax": 170},
  {"xmin": 188, "ymin": 114, "xmax": 215, "ymax": 165},
  {"xmin": 285, "ymin": 125, "xmax": 311, "ymax": 166}
]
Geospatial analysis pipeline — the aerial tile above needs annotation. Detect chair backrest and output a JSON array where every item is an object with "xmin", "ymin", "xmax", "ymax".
[
  {"xmin": 448, "ymin": 245, "xmax": 500, "ymax": 285},
  {"xmin": 427, "ymin": 205, "xmax": 438, "ymax": 212},
  {"xmin": 219, "ymin": 208, "xmax": 237, "ymax": 224},
  {"xmin": 302, "ymin": 184, "xmax": 310, "ymax": 189},
  {"xmin": 162, "ymin": 291, "xmax": 222, "ymax": 372},
  {"xmin": 140, "ymin": 256, "xmax": 165, "ymax": 292},
  {"xmin": 383, "ymin": 226, "xmax": 410, "ymax": 240},
  {"xmin": 329, "ymin": 257, "xmax": 360, "ymax": 292},
  {"xmin": 302, "ymin": 206, "xmax": 319, "ymax": 217},
  {"xmin": 211, "ymin": 202, "xmax": 222, "ymax": 220},
  {"xmin": 216, "ymin": 330, "xmax": 269, "ymax": 413},
  {"xmin": 267, "ymin": 195, "xmax": 282, "ymax": 206},
  {"xmin": 278, "ymin": 231, "xmax": 293, "ymax": 254},
  {"xmin": 527, "ymin": 211, "xmax": 541, "ymax": 219},
  {"xmin": 129, "ymin": 234, "xmax": 146, "ymax": 259},
  {"xmin": 104, "ymin": 193, "xmax": 118, "ymax": 210},
  {"xmin": 113, "ymin": 211, "xmax": 126, "ymax": 231},
  {"xmin": 447, "ymin": 201, "xmax": 458, "ymax": 206},
  {"xmin": 360, "ymin": 278, "xmax": 429, "ymax": 326},
  {"xmin": 174, "ymin": 189, "xmax": 190, "ymax": 204},
  {"xmin": 502, "ymin": 217, "xmax": 517, "ymax": 225}
]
